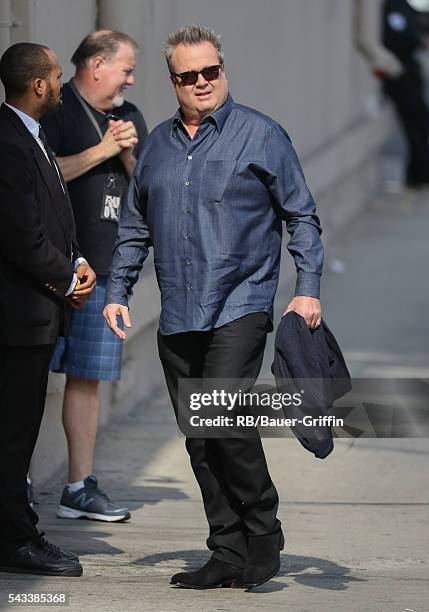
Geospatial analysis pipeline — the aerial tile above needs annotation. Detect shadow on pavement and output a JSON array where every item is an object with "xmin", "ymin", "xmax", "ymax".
[{"xmin": 133, "ymin": 549, "xmax": 364, "ymax": 594}]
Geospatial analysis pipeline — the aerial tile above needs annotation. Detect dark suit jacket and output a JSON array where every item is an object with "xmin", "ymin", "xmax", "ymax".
[
  {"xmin": 271, "ymin": 311, "xmax": 351, "ymax": 459},
  {"xmin": 0, "ymin": 103, "xmax": 80, "ymax": 346}
]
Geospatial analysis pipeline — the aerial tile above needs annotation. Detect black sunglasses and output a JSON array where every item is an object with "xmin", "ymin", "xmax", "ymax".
[{"xmin": 170, "ymin": 64, "xmax": 223, "ymax": 86}]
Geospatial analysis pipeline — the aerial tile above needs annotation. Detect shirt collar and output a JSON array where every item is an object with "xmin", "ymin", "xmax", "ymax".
[
  {"xmin": 171, "ymin": 93, "xmax": 234, "ymax": 136},
  {"xmin": 5, "ymin": 103, "xmax": 40, "ymax": 140},
  {"xmin": 210, "ymin": 93, "xmax": 234, "ymax": 131}
]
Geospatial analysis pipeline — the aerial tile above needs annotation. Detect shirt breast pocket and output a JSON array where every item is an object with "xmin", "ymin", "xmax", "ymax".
[
  {"xmin": 202, "ymin": 160, "xmax": 237, "ymax": 202},
  {"xmin": 201, "ymin": 160, "xmax": 251, "ymax": 257}
]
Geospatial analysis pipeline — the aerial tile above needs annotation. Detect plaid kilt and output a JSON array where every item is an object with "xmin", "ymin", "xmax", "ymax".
[{"xmin": 50, "ymin": 276, "xmax": 123, "ymax": 381}]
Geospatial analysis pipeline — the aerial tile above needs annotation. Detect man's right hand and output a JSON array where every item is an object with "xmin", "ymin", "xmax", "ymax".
[{"xmin": 103, "ymin": 303, "xmax": 132, "ymax": 340}]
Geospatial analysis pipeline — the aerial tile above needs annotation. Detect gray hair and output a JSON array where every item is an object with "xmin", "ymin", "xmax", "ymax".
[
  {"xmin": 163, "ymin": 24, "xmax": 223, "ymax": 72},
  {"xmin": 71, "ymin": 30, "xmax": 139, "ymax": 69}
]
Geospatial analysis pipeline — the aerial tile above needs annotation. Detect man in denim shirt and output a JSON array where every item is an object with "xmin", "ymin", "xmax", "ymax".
[{"xmin": 104, "ymin": 25, "xmax": 323, "ymax": 589}]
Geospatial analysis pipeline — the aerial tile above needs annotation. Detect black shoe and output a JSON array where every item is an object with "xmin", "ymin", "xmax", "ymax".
[
  {"xmin": 0, "ymin": 539, "xmax": 83, "ymax": 577},
  {"xmin": 170, "ymin": 557, "xmax": 244, "ymax": 589},
  {"xmin": 243, "ymin": 531, "xmax": 285, "ymax": 588},
  {"xmin": 39, "ymin": 533, "xmax": 79, "ymax": 561}
]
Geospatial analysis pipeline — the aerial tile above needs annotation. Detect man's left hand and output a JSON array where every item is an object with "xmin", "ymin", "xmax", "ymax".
[
  {"xmin": 110, "ymin": 120, "xmax": 138, "ymax": 150},
  {"xmin": 284, "ymin": 296, "xmax": 322, "ymax": 330},
  {"xmin": 69, "ymin": 262, "xmax": 96, "ymax": 308}
]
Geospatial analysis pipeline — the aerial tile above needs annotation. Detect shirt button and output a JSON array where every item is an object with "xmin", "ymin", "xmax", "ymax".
[
  {"xmin": 185, "ymin": 233, "xmax": 191, "ymax": 240},
  {"xmin": 184, "ymin": 208, "xmax": 191, "ymax": 214},
  {"xmin": 185, "ymin": 180, "xmax": 191, "ymax": 186},
  {"xmin": 186, "ymin": 259, "xmax": 192, "ymax": 266},
  {"xmin": 188, "ymin": 284, "xmax": 193, "ymax": 291},
  {"xmin": 187, "ymin": 155, "xmax": 193, "ymax": 160}
]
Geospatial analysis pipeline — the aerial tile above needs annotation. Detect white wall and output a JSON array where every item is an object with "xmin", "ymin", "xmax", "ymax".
[
  {"xmin": 102, "ymin": 0, "xmax": 390, "ymax": 211},
  {"xmin": 109, "ymin": 0, "xmax": 381, "ymax": 147},
  {"xmin": 5, "ymin": 0, "xmax": 97, "ymax": 79}
]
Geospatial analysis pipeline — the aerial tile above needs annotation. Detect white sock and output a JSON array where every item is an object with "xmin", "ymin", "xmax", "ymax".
[{"xmin": 67, "ymin": 480, "xmax": 85, "ymax": 493}]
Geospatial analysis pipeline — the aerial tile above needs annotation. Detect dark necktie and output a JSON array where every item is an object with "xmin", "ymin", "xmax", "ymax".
[{"xmin": 38, "ymin": 126, "xmax": 66, "ymax": 193}]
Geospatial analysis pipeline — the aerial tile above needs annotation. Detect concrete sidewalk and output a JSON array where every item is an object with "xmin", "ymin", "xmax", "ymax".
[{"xmin": 1, "ymin": 187, "xmax": 429, "ymax": 611}]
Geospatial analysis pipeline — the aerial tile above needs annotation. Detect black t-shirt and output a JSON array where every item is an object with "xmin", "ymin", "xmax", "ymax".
[
  {"xmin": 382, "ymin": 0, "xmax": 423, "ymax": 69},
  {"xmin": 41, "ymin": 80, "xmax": 148, "ymax": 275}
]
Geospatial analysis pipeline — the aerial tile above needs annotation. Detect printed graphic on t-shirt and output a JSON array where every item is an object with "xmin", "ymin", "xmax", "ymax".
[{"xmin": 388, "ymin": 12, "xmax": 407, "ymax": 31}]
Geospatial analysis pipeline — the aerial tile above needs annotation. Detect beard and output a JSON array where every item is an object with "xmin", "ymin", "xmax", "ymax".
[
  {"xmin": 40, "ymin": 83, "xmax": 61, "ymax": 117},
  {"xmin": 111, "ymin": 94, "xmax": 125, "ymax": 108}
]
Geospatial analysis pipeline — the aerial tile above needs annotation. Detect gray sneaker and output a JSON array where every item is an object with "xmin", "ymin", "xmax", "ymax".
[{"xmin": 57, "ymin": 475, "xmax": 130, "ymax": 523}]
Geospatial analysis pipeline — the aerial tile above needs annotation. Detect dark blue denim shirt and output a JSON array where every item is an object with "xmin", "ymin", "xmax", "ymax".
[{"xmin": 106, "ymin": 94, "xmax": 324, "ymax": 335}]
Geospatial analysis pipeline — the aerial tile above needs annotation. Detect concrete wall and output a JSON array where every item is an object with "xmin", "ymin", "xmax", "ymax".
[
  {"xmin": 0, "ymin": 0, "xmax": 393, "ymax": 484},
  {"xmin": 97, "ymin": 0, "xmax": 393, "ymax": 234}
]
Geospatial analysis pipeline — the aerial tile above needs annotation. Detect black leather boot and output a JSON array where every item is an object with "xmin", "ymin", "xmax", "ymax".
[
  {"xmin": 243, "ymin": 531, "xmax": 285, "ymax": 588},
  {"xmin": 170, "ymin": 557, "xmax": 244, "ymax": 589}
]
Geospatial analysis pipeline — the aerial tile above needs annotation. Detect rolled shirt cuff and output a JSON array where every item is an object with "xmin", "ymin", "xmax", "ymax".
[
  {"xmin": 294, "ymin": 272, "xmax": 321, "ymax": 299},
  {"xmin": 104, "ymin": 293, "xmax": 129, "ymax": 309}
]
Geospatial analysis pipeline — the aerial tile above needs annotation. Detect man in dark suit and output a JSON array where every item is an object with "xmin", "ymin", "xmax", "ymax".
[{"xmin": 0, "ymin": 42, "xmax": 96, "ymax": 576}]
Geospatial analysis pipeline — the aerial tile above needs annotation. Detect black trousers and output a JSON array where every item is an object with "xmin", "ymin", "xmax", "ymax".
[
  {"xmin": 384, "ymin": 71, "xmax": 429, "ymax": 187},
  {"xmin": 0, "ymin": 344, "xmax": 55, "ymax": 552},
  {"xmin": 157, "ymin": 313, "xmax": 281, "ymax": 568}
]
